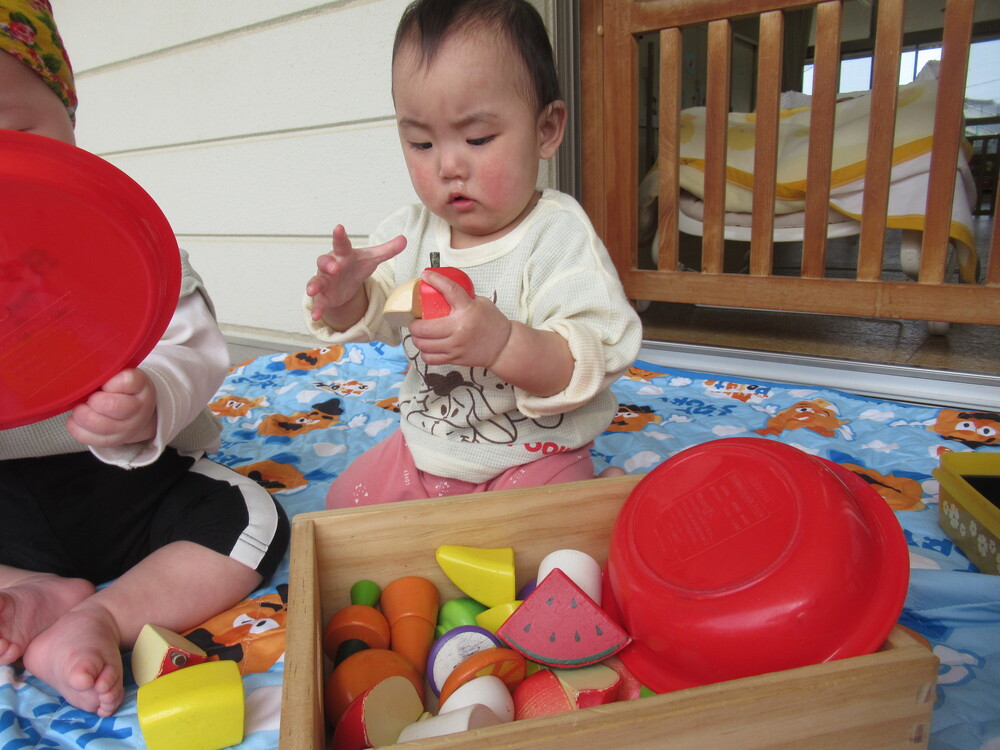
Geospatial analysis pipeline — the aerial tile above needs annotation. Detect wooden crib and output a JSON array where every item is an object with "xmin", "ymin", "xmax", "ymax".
[{"xmin": 580, "ymin": 0, "xmax": 1000, "ymax": 328}]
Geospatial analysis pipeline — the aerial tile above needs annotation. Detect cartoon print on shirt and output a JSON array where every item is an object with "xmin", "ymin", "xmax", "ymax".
[{"xmin": 400, "ymin": 335, "xmax": 562, "ymax": 443}]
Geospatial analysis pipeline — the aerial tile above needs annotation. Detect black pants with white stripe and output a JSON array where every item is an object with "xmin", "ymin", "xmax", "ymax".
[{"xmin": 0, "ymin": 448, "xmax": 289, "ymax": 584}]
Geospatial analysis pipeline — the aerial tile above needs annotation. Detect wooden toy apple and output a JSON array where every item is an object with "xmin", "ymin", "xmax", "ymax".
[
  {"xmin": 512, "ymin": 663, "xmax": 622, "ymax": 720},
  {"xmin": 332, "ymin": 675, "xmax": 424, "ymax": 750},
  {"xmin": 383, "ymin": 252, "xmax": 474, "ymax": 326},
  {"xmin": 325, "ymin": 648, "xmax": 425, "ymax": 726}
]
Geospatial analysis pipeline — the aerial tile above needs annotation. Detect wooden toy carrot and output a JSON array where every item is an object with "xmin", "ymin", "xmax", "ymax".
[{"xmin": 379, "ymin": 576, "xmax": 440, "ymax": 677}]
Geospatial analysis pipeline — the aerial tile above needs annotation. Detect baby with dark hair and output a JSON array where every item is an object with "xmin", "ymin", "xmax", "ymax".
[{"xmin": 305, "ymin": 0, "xmax": 640, "ymax": 508}]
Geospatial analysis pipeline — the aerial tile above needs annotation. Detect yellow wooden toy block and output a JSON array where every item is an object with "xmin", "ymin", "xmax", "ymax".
[
  {"xmin": 137, "ymin": 659, "xmax": 244, "ymax": 750},
  {"xmin": 475, "ymin": 601, "xmax": 522, "ymax": 634},
  {"xmin": 436, "ymin": 545, "xmax": 515, "ymax": 608}
]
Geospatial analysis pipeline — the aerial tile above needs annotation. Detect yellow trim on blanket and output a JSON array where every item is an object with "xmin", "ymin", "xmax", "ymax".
[{"xmin": 680, "ymin": 134, "xmax": 935, "ymax": 198}]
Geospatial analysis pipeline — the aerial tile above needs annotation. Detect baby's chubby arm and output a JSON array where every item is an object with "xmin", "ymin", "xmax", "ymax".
[
  {"xmin": 408, "ymin": 272, "xmax": 575, "ymax": 398},
  {"xmin": 306, "ymin": 224, "xmax": 407, "ymax": 331},
  {"xmin": 65, "ymin": 368, "xmax": 157, "ymax": 448}
]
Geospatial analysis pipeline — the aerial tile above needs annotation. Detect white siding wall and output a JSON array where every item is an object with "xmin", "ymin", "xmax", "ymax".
[{"xmin": 53, "ymin": 1, "xmax": 557, "ymax": 347}]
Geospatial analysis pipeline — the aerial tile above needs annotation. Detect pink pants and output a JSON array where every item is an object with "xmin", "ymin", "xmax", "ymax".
[{"xmin": 326, "ymin": 430, "xmax": 596, "ymax": 509}]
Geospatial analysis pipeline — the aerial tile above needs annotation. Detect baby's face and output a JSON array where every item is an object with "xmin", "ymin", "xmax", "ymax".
[
  {"xmin": 0, "ymin": 51, "xmax": 74, "ymax": 144},
  {"xmin": 392, "ymin": 30, "xmax": 551, "ymax": 249}
]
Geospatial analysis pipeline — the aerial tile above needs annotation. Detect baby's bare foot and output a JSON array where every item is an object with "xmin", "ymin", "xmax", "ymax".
[
  {"xmin": 0, "ymin": 574, "xmax": 95, "ymax": 665},
  {"xmin": 22, "ymin": 607, "xmax": 124, "ymax": 716}
]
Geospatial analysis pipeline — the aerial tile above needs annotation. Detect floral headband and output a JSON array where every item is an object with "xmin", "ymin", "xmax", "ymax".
[{"xmin": 0, "ymin": 0, "xmax": 77, "ymax": 123}]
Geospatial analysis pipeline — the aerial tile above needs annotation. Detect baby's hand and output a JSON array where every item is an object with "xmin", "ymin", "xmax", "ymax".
[
  {"xmin": 66, "ymin": 369, "xmax": 157, "ymax": 448},
  {"xmin": 306, "ymin": 225, "xmax": 406, "ymax": 322},
  {"xmin": 408, "ymin": 271, "xmax": 512, "ymax": 368}
]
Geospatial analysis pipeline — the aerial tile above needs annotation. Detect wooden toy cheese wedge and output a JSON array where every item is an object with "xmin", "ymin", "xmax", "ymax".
[
  {"xmin": 137, "ymin": 660, "xmax": 243, "ymax": 750},
  {"xmin": 131, "ymin": 623, "xmax": 209, "ymax": 687}
]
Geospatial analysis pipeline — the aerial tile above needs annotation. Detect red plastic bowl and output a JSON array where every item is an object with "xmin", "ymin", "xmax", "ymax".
[
  {"xmin": 0, "ymin": 130, "xmax": 180, "ymax": 429},
  {"xmin": 603, "ymin": 437, "xmax": 909, "ymax": 693}
]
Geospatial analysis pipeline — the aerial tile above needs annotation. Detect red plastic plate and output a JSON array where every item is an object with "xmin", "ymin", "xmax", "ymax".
[{"xmin": 0, "ymin": 130, "xmax": 180, "ymax": 429}]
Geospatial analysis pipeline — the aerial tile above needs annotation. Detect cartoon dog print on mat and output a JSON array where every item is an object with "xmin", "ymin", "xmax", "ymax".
[
  {"xmin": 257, "ymin": 398, "xmax": 344, "ymax": 437},
  {"xmin": 929, "ymin": 409, "xmax": 1000, "ymax": 449},
  {"xmin": 755, "ymin": 398, "xmax": 849, "ymax": 438}
]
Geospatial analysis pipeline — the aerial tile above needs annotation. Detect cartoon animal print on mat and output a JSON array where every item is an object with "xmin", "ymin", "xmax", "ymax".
[
  {"xmin": 209, "ymin": 394, "xmax": 269, "ymax": 418},
  {"xmin": 185, "ymin": 585, "xmax": 288, "ymax": 676},
  {"xmin": 929, "ymin": 409, "xmax": 1000, "ymax": 449},
  {"xmin": 268, "ymin": 345, "xmax": 346, "ymax": 372},
  {"xmin": 841, "ymin": 462, "xmax": 926, "ymax": 511},
  {"xmin": 755, "ymin": 398, "xmax": 850, "ymax": 438},
  {"xmin": 257, "ymin": 398, "xmax": 344, "ymax": 437},
  {"xmin": 607, "ymin": 403, "xmax": 662, "ymax": 432},
  {"xmin": 234, "ymin": 459, "xmax": 309, "ymax": 494},
  {"xmin": 311, "ymin": 379, "xmax": 374, "ymax": 397}
]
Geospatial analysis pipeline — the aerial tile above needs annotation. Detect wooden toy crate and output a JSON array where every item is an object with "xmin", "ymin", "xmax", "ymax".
[
  {"xmin": 935, "ymin": 452, "xmax": 1000, "ymax": 576},
  {"xmin": 279, "ymin": 475, "xmax": 938, "ymax": 749}
]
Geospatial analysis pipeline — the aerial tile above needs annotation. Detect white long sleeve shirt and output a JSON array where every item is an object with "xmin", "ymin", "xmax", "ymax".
[{"xmin": 305, "ymin": 189, "xmax": 642, "ymax": 483}]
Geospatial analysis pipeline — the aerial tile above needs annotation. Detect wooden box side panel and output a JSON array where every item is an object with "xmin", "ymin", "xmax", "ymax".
[{"xmin": 280, "ymin": 519, "xmax": 326, "ymax": 750}]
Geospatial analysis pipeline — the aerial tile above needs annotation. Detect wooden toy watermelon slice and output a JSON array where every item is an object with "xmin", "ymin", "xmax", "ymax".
[{"xmin": 496, "ymin": 568, "xmax": 631, "ymax": 667}]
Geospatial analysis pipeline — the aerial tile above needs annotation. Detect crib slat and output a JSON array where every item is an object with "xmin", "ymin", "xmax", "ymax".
[
  {"xmin": 920, "ymin": 0, "xmax": 973, "ymax": 284},
  {"xmin": 702, "ymin": 19, "xmax": 732, "ymax": 274},
  {"xmin": 857, "ymin": 0, "xmax": 905, "ymax": 281},
  {"xmin": 657, "ymin": 27, "xmax": 683, "ymax": 273},
  {"xmin": 801, "ymin": 0, "xmax": 842, "ymax": 279},
  {"xmin": 748, "ymin": 11, "xmax": 782, "ymax": 276},
  {"xmin": 599, "ymin": 2, "xmax": 641, "ymax": 278}
]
